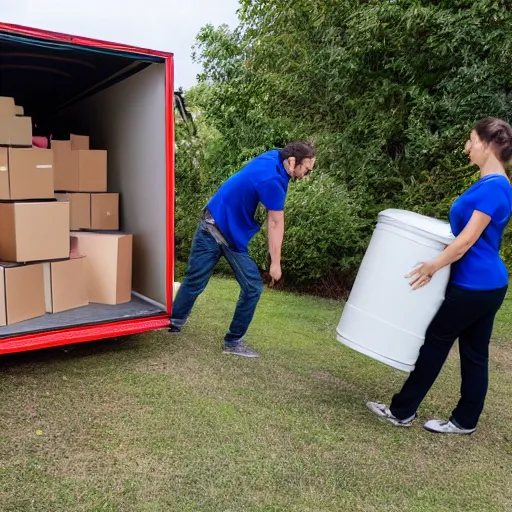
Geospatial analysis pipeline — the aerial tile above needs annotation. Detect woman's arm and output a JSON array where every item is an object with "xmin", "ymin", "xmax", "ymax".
[
  {"xmin": 432, "ymin": 210, "xmax": 491, "ymax": 270},
  {"xmin": 408, "ymin": 210, "xmax": 491, "ymax": 289}
]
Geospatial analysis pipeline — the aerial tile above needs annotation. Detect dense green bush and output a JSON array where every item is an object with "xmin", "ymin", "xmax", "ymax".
[
  {"xmin": 174, "ymin": 0, "xmax": 512, "ymax": 291},
  {"xmin": 249, "ymin": 174, "xmax": 366, "ymax": 285},
  {"xmin": 173, "ymin": 122, "xmax": 204, "ymax": 264}
]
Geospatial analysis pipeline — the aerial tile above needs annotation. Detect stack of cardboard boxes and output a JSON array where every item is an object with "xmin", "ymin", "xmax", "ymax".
[
  {"xmin": 0, "ymin": 96, "xmax": 32, "ymax": 147},
  {"xmin": 53, "ymin": 134, "xmax": 119, "ymax": 231},
  {"xmin": 0, "ymin": 96, "xmax": 133, "ymax": 327}
]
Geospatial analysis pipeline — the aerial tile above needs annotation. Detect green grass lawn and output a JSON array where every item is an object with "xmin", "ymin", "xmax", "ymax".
[{"xmin": 1, "ymin": 277, "xmax": 511, "ymax": 512}]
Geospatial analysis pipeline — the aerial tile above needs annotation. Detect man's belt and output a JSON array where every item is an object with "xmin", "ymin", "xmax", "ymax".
[{"xmin": 201, "ymin": 209, "xmax": 230, "ymax": 246}]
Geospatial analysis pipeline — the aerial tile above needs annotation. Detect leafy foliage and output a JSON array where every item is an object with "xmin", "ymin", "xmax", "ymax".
[{"xmin": 175, "ymin": 0, "xmax": 512, "ymax": 291}]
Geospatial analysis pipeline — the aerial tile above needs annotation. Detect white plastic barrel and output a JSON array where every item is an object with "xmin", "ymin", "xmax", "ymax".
[{"xmin": 337, "ymin": 209, "xmax": 455, "ymax": 373}]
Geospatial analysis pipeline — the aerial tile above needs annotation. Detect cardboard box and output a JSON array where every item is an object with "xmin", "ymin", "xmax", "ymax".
[
  {"xmin": 53, "ymin": 149, "xmax": 107, "ymax": 192},
  {"xmin": 55, "ymin": 192, "xmax": 119, "ymax": 230},
  {"xmin": 0, "ymin": 116, "xmax": 32, "ymax": 146},
  {"xmin": 43, "ymin": 257, "xmax": 89, "ymax": 313},
  {"xmin": 0, "ymin": 148, "xmax": 54, "ymax": 200},
  {"xmin": 51, "ymin": 140, "xmax": 72, "ymax": 151},
  {"xmin": 77, "ymin": 150, "xmax": 107, "ymax": 192},
  {"xmin": 0, "ymin": 262, "xmax": 46, "ymax": 326},
  {"xmin": 71, "ymin": 232, "xmax": 132, "ymax": 305},
  {"xmin": 0, "ymin": 149, "xmax": 7, "ymax": 198},
  {"xmin": 15, "ymin": 106, "xmax": 24, "ymax": 117},
  {"xmin": 91, "ymin": 193, "xmax": 119, "ymax": 230},
  {"xmin": 55, "ymin": 192, "xmax": 90, "ymax": 230},
  {"xmin": 52, "ymin": 146, "xmax": 75, "ymax": 190},
  {"xmin": 70, "ymin": 134, "xmax": 89, "ymax": 150},
  {"xmin": 0, "ymin": 202, "xmax": 70, "ymax": 262},
  {"xmin": 0, "ymin": 97, "xmax": 16, "ymax": 117},
  {"xmin": 51, "ymin": 135, "xmax": 89, "ymax": 151}
]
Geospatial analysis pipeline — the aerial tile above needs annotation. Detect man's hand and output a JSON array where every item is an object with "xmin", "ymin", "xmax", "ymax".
[{"xmin": 269, "ymin": 262, "xmax": 282, "ymax": 285}]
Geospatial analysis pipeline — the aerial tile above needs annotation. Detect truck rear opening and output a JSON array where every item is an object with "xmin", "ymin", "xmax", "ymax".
[{"xmin": 0, "ymin": 25, "xmax": 174, "ymax": 354}]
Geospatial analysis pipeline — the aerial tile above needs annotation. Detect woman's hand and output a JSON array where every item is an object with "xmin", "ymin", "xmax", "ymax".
[
  {"xmin": 405, "ymin": 261, "xmax": 438, "ymax": 291},
  {"xmin": 403, "ymin": 210, "xmax": 491, "ymax": 291}
]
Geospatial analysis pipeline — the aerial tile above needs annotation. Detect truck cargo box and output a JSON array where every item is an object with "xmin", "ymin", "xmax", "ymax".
[{"xmin": 0, "ymin": 23, "xmax": 175, "ymax": 355}]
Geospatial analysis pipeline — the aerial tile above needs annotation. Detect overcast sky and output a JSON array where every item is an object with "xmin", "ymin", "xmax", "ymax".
[{"xmin": 2, "ymin": 0, "xmax": 241, "ymax": 89}]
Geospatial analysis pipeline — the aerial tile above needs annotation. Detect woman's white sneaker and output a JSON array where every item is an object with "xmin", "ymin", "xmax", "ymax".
[
  {"xmin": 366, "ymin": 401, "xmax": 416, "ymax": 427},
  {"xmin": 423, "ymin": 419, "xmax": 476, "ymax": 435}
]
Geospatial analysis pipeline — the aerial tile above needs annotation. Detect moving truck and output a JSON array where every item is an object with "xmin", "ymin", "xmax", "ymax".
[{"xmin": 0, "ymin": 22, "xmax": 175, "ymax": 355}]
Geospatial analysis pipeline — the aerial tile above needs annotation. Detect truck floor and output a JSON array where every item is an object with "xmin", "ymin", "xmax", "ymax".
[{"xmin": 0, "ymin": 294, "xmax": 165, "ymax": 338}]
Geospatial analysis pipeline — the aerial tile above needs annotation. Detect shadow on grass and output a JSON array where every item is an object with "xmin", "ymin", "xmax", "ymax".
[{"xmin": 0, "ymin": 334, "xmax": 153, "ymax": 371}]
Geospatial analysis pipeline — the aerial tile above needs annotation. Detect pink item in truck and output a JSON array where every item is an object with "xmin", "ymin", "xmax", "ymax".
[{"xmin": 32, "ymin": 134, "xmax": 52, "ymax": 148}]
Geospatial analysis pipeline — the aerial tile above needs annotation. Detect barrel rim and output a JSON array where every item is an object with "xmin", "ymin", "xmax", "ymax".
[{"xmin": 378, "ymin": 208, "xmax": 454, "ymax": 246}]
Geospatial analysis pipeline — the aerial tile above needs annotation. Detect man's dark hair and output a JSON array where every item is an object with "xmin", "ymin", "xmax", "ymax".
[
  {"xmin": 279, "ymin": 140, "xmax": 316, "ymax": 165},
  {"xmin": 474, "ymin": 117, "xmax": 512, "ymax": 164}
]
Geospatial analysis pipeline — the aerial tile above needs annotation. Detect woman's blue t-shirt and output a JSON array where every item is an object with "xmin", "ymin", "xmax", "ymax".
[{"xmin": 449, "ymin": 174, "xmax": 512, "ymax": 291}]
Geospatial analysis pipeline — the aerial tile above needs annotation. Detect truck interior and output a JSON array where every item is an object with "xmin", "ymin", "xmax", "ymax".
[{"xmin": 0, "ymin": 29, "xmax": 171, "ymax": 339}]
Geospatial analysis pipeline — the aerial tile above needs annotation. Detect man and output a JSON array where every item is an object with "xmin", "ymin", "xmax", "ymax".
[{"xmin": 169, "ymin": 140, "xmax": 317, "ymax": 358}]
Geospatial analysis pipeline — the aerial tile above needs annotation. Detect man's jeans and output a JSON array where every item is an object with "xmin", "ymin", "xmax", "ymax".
[{"xmin": 171, "ymin": 219, "xmax": 263, "ymax": 347}]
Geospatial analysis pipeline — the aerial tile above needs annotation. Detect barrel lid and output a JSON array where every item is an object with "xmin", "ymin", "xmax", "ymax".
[{"xmin": 378, "ymin": 208, "xmax": 454, "ymax": 245}]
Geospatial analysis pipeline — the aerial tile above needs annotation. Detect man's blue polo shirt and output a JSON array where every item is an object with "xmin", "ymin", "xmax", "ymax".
[{"xmin": 206, "ymin": 150, "xmax": 290, "ymax": 252}]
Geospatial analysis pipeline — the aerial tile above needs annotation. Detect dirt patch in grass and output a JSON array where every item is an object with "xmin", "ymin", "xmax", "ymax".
[
  {"xmin": 310, "ymin": 369, "xmax": 362, "ymax": 394},
  {"xmin": 490, "ymin": 344, "xmax": 512, "ymax": 374}
]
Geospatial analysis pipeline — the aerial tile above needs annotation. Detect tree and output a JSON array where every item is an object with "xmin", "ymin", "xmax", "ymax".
[{"xmin": 176, "ymin": 0, "xmax": 512, "ymax": 293}]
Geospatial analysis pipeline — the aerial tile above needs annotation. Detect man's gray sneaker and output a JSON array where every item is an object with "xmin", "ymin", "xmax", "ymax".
[
  {"xmin": 423, "ymin": 419, "xmax": 476, "ymax": 435},
  {"xmin": 366, "ymin": 401, "xmax": 416, "ymax": 427},
  {"xmin": 222, "ymin": 342, "xmax": 260, "ymax": 358}
]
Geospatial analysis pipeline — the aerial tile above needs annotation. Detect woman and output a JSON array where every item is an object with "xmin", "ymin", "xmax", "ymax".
[{"xmin": 367, "ymin": 117, "xmax": 512, "ymax": 435}]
